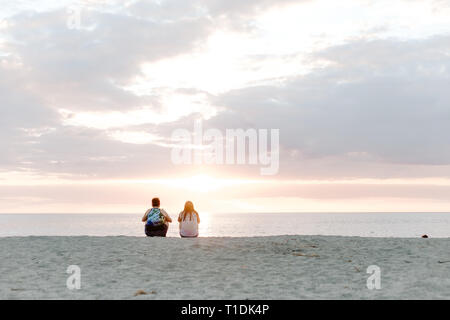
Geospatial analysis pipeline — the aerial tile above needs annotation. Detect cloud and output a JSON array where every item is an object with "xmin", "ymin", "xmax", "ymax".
[
  {"xmin": 128, "ymin": 0, "xmax": 304, "ymax": 30},
  {"xmin": 1, "ymin": 0, "xmax": 307, "ymax": 179},
  {"xmin": 211, "ymin": 36, "xmax": 450, "ymax": 174},
  {"xmin": 3, "ymin": 8, "xmax": 212, "ymax": 111},
  {"xmin": 0, "ymin": 2, "xmax": 218, "ymax": 178},
  {"xmin": 3, "ymin": 1, "xmax": 450, "ymax": 213},
  {"xmin": 2, "ymin": 0, "xmax": 450, "ymax": 184},
  {"xmin": 0, "ymin": 61, "xmax": 59, "ymax": 167}
]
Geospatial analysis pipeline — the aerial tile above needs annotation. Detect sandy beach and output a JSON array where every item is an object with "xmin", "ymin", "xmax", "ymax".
[{"xmin": 0, "ymin": 235, "xmax": 449, "ymax": 300}]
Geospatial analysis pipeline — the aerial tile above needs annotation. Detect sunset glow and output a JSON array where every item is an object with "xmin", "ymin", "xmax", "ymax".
[{"xmin": 2, "ymin": 0, "xmax": 450, "ymax": 214}]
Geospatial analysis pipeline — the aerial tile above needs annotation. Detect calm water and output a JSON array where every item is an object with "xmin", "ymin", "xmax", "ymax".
[{"xmin": 0, "ymin": 212, "xmax": 449, "ymax": 238}]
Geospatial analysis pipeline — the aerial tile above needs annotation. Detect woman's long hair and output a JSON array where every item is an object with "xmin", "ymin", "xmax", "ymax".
[{"xmin": 182, "ymin": 201, "xmax": 198, "ymax": 221}]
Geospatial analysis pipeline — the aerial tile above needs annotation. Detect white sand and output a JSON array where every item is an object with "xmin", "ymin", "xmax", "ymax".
[{"xmin": 0, "ymin": 236, "xmax": 449, "ymax": 299}]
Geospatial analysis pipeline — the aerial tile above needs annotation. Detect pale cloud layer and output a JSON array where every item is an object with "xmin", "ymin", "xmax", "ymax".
[{"xmin": 1, "ymin": 0, "xmax": 450, "ymax": 212}]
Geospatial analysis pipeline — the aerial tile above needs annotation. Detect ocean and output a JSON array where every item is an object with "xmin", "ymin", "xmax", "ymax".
[{"xmin": 1, "ymin": 212, "xmax": 449, "ymax": 238}]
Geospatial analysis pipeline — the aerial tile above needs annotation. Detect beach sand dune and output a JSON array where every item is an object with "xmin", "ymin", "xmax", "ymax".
[{"xmin": 0, "ymin": 236, "xmax": 448, "ymax": 299}]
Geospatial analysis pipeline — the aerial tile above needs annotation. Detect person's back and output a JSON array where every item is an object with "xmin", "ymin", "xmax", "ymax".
[
  {"xmin": 178, "ymin": 201, "xmax": 200, "ymax": 238},
  {"xmin": 142, "ymin": 197, "xmax": 172, "ymax": 237}
]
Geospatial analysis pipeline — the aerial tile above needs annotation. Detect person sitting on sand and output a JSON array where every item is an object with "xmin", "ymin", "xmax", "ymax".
[
  {"xmin": 178, "ymin": 201, "xmax": 200, "ymax": 238},
  {"xmin": 142, "ymin": 198, "xmax": 172, "ymax": 237}
]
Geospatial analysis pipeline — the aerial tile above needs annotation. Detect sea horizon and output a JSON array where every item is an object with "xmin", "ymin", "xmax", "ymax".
[{"xmin": 2, "ymin": 212, "xmax": 450, "ymax": 238}]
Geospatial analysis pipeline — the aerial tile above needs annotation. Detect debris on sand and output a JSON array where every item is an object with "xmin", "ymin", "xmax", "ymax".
[{"xmin": 134, "ymin": 289, "xmax": 156, "ymax": 296}]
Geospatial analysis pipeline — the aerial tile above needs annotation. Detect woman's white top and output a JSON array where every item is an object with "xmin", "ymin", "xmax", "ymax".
[{"xmin": 179, "ymin": 211, "xmax": 199, "ymax": 237}]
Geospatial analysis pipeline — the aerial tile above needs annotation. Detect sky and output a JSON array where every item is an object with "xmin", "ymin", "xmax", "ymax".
[{"xmin": 1, "ymin": 0, "xmax": 450, "ymax": 213}]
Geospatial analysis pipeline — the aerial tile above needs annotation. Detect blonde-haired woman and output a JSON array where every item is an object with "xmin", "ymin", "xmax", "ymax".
[{"xmin": 178, "ymin": 201, "xmax": 200, "ymax": 238}]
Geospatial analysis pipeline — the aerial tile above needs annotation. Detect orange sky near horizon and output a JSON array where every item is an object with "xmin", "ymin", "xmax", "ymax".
[{"xmin": 3, "ymin": 172, "xmax": 450, "ymax": 214}]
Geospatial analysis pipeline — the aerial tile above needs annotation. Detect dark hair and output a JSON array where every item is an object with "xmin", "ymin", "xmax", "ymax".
[
  {"xmin": 152, "ymin": 198, "xmax": 160, "ymax": 207},
  {"xmin": 182, "ymin": 201, "xmax": 198, "ymax": 221}
]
